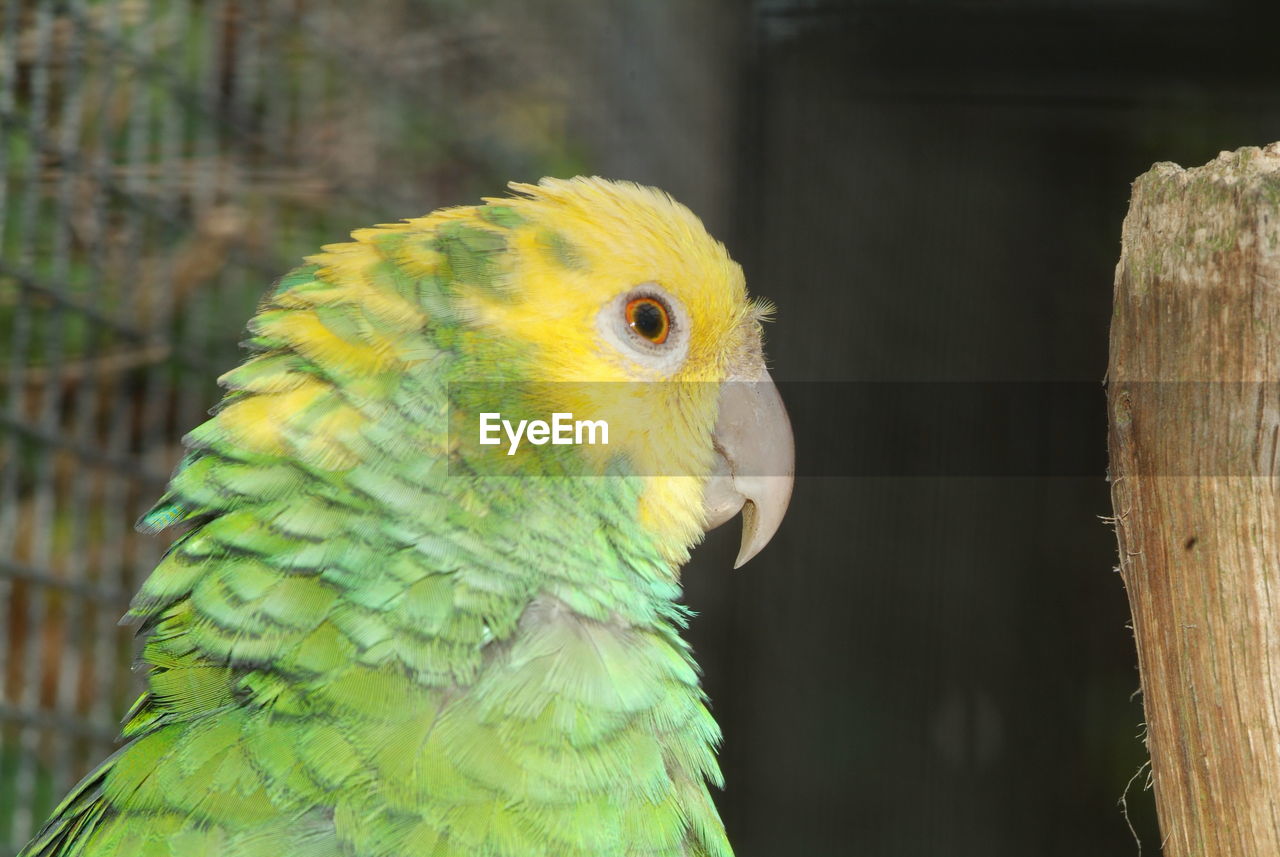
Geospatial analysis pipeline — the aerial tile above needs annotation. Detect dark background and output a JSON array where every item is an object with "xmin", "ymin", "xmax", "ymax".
[
  {"xmin": 684, "ymin": 2, "xmax": 1280, "ymax": 855},
  {"xmin": 5, "ymin": 0, "xmax": 1280, "ymax": 854}
]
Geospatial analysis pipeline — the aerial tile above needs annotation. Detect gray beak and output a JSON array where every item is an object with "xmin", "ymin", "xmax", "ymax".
[{"xmin": 701, "ymin": 367, "xmax": 795, "ymax": 568}]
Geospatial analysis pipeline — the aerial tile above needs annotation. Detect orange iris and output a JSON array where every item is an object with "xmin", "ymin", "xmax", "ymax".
[{"xmin": 625, "ymin": 297, "xmax": 670, "ymax": 344}]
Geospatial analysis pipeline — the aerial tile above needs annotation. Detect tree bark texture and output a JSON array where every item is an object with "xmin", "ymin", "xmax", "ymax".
[{"xmin": 1109, "ymin": 143, "xmax": 1280, "ymax": 856}]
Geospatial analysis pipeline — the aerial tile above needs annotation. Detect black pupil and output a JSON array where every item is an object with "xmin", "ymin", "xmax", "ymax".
[{"xmin": 632, "ymin": 301, "xmax": 663, "ymax": 338}]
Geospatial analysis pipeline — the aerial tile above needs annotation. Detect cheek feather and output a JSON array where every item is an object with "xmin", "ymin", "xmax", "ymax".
[{"xmin": 637, "ymin": 477, "xmax": 709, "ymax": 569}]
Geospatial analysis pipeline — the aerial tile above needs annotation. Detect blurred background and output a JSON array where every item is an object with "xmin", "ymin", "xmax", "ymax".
[{"xmin": 4, "ymin": 0, "xmax": 1280, "ymax": 854}]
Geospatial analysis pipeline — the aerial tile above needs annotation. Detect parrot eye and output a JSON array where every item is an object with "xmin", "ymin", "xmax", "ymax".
[
  {"xmin": 625, "ymin": 297, "xmax": 670, "ymax": 344},
  {"xmin": 597, "ymin": 283, "xmax": 688, "ymax": 371}
]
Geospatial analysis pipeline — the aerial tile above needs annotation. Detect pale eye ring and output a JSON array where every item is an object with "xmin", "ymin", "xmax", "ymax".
[{"xmin": 597, "ymin": 283, "xmax": 688, "ymax": 370}]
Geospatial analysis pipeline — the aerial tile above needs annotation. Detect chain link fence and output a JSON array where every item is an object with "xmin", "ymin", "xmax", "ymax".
[{"xmin": 0, "ymin": 1, "xmax": 589, "ymax": 849}]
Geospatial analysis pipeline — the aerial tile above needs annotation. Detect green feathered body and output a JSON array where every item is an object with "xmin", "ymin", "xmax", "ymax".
[{"xmin": 21, "ymin": 185, "xmax": 737, "ymax": 857}]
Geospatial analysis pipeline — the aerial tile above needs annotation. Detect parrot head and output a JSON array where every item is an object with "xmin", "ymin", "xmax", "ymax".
[
  {"xmin": 443, "ymin": 177, "xmax": 794, "ymax": 568},
  {"xmin": 202, "ymin": 176, "xmax": 791, "ymax": 580}
]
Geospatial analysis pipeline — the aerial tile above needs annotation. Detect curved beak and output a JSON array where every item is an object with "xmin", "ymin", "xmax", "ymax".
[{"xmin": 701, "ymin": 367, "xmax": 795, "ymax": 568}]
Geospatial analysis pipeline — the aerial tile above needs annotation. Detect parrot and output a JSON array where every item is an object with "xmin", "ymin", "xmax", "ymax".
[{"xmin": 19, "ymin": 176, "xmax": 794, "ymax": 857}]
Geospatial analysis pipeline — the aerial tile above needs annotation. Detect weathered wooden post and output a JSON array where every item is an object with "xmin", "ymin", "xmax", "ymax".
[{"xmin": 1109, "ymin": 143, "xmax": 1280, "ymax": 855}]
